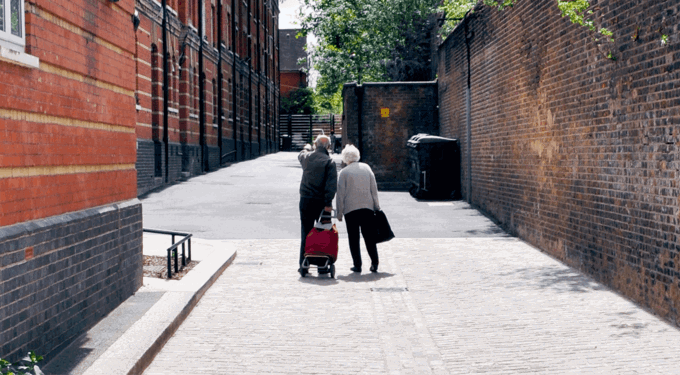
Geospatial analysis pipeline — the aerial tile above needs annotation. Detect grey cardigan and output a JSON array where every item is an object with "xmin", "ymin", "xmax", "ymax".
[{"xmin": 336, "ymin": 162, "xmax": 380, "ymax": 220}]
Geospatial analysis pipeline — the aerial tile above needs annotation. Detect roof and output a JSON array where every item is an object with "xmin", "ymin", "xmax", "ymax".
[{"xmin": 279, "ymin": 29, "xmax": 307, "ymax": 71}]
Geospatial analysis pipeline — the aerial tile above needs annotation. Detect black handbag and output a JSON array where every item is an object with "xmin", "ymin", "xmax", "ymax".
[{"xmin": 373, "ymin": 210, "xmax": 395, "ymax": 244}]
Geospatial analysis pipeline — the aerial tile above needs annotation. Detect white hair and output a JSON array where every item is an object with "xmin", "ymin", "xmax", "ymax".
[
  {"xmin": 342, "ymin": 144, "xmax": 360, "ymax": 164},
  {"xmin": 315, "ymin": 135, "xmax": 331, "ymax": 149}
]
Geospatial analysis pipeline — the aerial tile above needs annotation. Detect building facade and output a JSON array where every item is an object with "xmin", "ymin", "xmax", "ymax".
[
  {"xmin": 135, "ymin": 0, "xmax": 281, "ymax": 195},
  {"xmin": 0, "ymin": 0, "xmax": 142, "ymax": 362},
  {"xmin": 279, "ymin": 28, "xmax": 306, "ymax": 99},
  {"xmin": 1, "ymin": 0, "xmax": 280, "ymax": 362}
]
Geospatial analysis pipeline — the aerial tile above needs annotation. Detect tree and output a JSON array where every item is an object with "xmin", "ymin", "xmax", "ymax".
[
  {"xmin": 298, "ymin": 0, "xmax": 617, "ymax": 101},
  {"xmin": 298, "ymin": 0, "xmax": 441, "ymax": 90},
  {"xmin": 281, "ymin": 87, "xmax": 315, "ymax": 115}
]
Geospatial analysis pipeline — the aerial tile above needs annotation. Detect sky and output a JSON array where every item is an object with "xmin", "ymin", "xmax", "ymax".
[
  {"xmin": 279, "ymin": 0, "xmax": 303, "ymax": 29},
  {"xmin": 278, "ymin": 0, "xmax": 319, "ymax": 86}
]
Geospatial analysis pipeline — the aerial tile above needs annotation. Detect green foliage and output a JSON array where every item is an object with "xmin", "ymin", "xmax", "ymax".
[
  {"xmin": 281, "ymin": 87, "xmax": 315, "ymax": 115},
  {"xmin": 312, "ymin": 84, "xmax": 343, "ymax": 115},
  {"xmin": 661, "ymin": 34, "xmax": 669, "ymax": 45},
  {"xmin": 556, "ymin": 0, "xmax": 612, "ymax": 41},
  {"xmin": 299, "ymin": 0, "xmax": 440, "ymax": 89},
  {"xmin": 482, "ymin": 0, "xmax": 516, "ymax": 10},
  {"xmin": 300, "ymin": 0, "xmax": 623, "ymax": 103},
  {"xmin": 437, "ymin": 1, "xmax": 475, "ymax": 38},
  {"xmin": 0, "ymin": 352, "xmax": 44, "ymax": 375}
]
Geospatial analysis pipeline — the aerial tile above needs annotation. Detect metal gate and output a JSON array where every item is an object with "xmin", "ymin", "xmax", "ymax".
[{"xmin": 279, "ymin": 114, "xmax": 342, "ymax": 151}]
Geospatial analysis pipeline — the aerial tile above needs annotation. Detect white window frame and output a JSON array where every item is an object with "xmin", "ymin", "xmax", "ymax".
[{"xmin": 0, "ymin": 0, "xmax": 26, "ymax": 51}]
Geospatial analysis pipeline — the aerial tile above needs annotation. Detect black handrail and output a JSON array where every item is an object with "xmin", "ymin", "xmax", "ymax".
[
  {"xmin": 221, "ymin": 149, "xmax": 237, "ymax": 164},
  {"xmin": 143, "ymin": 228, "xmax": 193, "ymax": 279}
]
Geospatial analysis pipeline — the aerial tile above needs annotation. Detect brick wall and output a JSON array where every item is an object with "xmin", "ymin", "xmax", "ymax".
[
  {"xmin": 134, "ymin": 0, "xmax": 280, "ymax": 194},
  {"xmin": 0, "ymin": 201, "xmax": 142, "ymax": 362},
  {"xmin": 438, "ymin": 0, "xmax": 680, "ymax": 325},
  {"xmin": 280, "ymin": 71, "xmax": 307, "ymax": 98},
  {"xmin": 0, "ymin": 0, "xmax": 143, "ymax": 361},
  {"xmin": 342, "ymin": 82, "xmax": 438, "ymax": 190}
]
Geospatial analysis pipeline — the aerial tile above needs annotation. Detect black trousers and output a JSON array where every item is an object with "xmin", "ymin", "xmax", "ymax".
[
  {"xmin": 299, "ymin": 197, "xmax": 326, "ymax": 267},
  {"xmin": 345, "ymin": 208, "xmax": 379, "ymax": 269}
]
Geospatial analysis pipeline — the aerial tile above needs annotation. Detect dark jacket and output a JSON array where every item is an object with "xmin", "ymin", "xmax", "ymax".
[{"xmin": 298, "ymin": 147, "xmax": 337, "ymax": 206}]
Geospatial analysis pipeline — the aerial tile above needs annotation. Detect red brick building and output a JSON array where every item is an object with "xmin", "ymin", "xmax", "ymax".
[
  {"xmin": 0, "ymin": 0, "xmax": 280, "ymax": 362},
  {"xmin": 135, "ymin": 0, "xmax": 280, "ymax": 195},
  {"xmin": 0, "ymin": 0, "xmax": 142, "ymax": 362},
  {"xmin": 279, "ymin": 28, "xmax": 307, "ymax": 99}
]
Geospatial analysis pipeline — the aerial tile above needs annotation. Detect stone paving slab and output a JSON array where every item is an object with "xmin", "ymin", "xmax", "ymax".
[
  {"xmin": 143, "ymin": 238, "xmax": 680, "ymax": 375},
  {"xmin": 42, "ymin": 236, "xmax": 237, "ymax": 375}
]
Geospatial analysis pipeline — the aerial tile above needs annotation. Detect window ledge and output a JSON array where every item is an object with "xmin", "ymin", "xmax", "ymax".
[
  {"xmin": 168, "ymin": 107, "xmax": 179, "ymax": 114},
  {"xmin": 0, "ymin": 46, "xmax": 39, "ymax": 69}
]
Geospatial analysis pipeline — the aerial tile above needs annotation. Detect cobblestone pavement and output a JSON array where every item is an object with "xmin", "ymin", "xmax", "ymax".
[{"xmin": 144, "ymin": 237, "xmax": 680, "ymax": 375}]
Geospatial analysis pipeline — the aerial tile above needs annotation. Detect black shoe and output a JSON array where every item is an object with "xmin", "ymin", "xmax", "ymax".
[
  {"xmin": 350, "ymin": 266, "xmax": 361, "ymax": 273},
  {"xmin": 370, "ymin": 264, "xmax": 378, "ymax": 273}
]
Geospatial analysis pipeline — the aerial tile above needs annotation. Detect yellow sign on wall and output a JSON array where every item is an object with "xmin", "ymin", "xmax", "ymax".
[{"xmin": 381, "ymin": 108, "xmax": 389, "ymax": 118}]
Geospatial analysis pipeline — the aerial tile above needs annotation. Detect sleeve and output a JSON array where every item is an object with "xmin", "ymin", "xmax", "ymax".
[
  {"xmin": 336, "ymin": 171, "xmax": 345, "ymax": 221},
  {"xmin": 369, "ymin": 166, "xmax": 380, "ymax": 211},
  {"xmin": 324, "ymin": 159, "xmax": 338, "ymax": 207},
  {"xmin": 298, "ymin": 149, "xmax": 310, "ymax": 168}
]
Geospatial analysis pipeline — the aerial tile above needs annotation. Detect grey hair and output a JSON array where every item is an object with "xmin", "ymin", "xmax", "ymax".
[
  {"xmin": 315, "ymin": 135, "xmax": 331, "ymax": 149},
  {"xmin": 342, "ymin": 144, "xmax": 360, "ymax": 164}
]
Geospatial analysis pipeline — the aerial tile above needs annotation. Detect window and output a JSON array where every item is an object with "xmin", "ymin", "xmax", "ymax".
[{"xmin": 0, "ymin": 0, "xmax": 25, "ymax": 50}]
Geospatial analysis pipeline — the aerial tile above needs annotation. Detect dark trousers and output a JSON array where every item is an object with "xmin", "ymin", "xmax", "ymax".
[
  {"xmin": 299, "ymin": 197, "xmax": 326, "ymax": 267},
  {"xmin": 345, "ymin": 208, "xmax": 379, "ymax": 269}
]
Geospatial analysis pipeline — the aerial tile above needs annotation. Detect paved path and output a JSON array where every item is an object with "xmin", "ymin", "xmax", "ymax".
[{"xmin": 141, "ymin": 153, "xmax": 680, "ymax": 374}]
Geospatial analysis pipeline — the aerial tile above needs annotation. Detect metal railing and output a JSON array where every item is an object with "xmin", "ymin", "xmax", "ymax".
[
  {"xmin": 221, "ymin": 149, "xmax": 237, "ymax": 164},
  {"xmin": 143, "ymin": 228, "xmax": 193, "ymax": 279}
]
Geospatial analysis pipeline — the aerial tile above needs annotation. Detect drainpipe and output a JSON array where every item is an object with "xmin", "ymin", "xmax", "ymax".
[
  {"xmin": 464, "ymin": 16, "xmax": 472, "ymax": 204},
  {"xmin": 256, "ymin": 0, "xmax": 261, "ymax": 155},
  {"xmin": 248, "ymin": 4, "xmax": 253, "ymax": 158},
  {"xmin": 162, "ymin": 0, "xmax": 169, "ymax": 183},
  {"xmin": 199, "ymin": 0, "xmax": 206, "ymax": 171},
  {"xmin": 264, "ymin": 11, "xmax": 269, "ymax": 154},
  {"xmin": 231, "ymin": 0, "xmax": 237, "ymax": 160},
  {"xmin": 217, "ymin": 0, "xmax": 223, "ymax": 164},
  {"xmin": 274, "ymin": 18, "xmax": 281, "ymax": 150},
  {"xmin": 354, "ymin": 84, "xmax": 364, "ymax": 156}
]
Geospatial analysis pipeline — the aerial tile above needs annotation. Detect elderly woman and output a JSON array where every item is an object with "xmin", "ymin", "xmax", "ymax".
[{"xmin": 336, "ymin": 145, "xmax": 380, "ymax": 273}]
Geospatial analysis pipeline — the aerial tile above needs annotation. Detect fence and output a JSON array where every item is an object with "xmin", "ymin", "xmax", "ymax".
[{"xmin": 279, "ymin": 114, "xmax": 342, "ymax": 150}]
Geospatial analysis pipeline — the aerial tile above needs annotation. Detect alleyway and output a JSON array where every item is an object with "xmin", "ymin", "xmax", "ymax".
[{"xmin": 141, "ymin": 152, "xmax": 680, "ymax": 375}]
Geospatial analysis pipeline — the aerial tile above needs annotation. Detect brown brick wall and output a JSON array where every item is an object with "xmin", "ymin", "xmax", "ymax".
[
  {"xmin": 134, "ymin": 0, "xmax": 280, "ymax": 195},
  {"xmin": 343, "ymin": 82, "xmax": 438, "ymax": 190},
  {"xmin": 0, "ymin": 0, "xmax": 137, "ymax": 227},
  {"xmin": 439, "ymin": 0, "xmax": 680, "ymax": 325}
]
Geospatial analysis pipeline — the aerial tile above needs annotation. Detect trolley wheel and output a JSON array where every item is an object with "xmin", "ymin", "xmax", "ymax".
[
  {"xmin": 330, "ymin": 264, "xmax": 335, "ymax": 279},
  {"xmin": 300, "ymin": 268, "xmax": 308, "ymax": 277}
]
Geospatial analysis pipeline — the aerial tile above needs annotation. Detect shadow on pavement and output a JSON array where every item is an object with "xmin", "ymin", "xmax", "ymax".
[
  {"xmin": 501, "ymin": 266, "xmax": 609, "ymax": 293},
  {"xmin": 336, "ymin": 272, "xmax": 395, "ymax": 283},
  {"xmin": 299, "ymin": 275, "xmax": 340, "ymax": 285},
  {"xmin": 465, "ymin": 226, "xmax": 508, "ymax": 236}
]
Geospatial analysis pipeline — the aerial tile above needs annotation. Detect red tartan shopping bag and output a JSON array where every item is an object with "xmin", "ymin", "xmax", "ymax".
[{"xmin": 304, "ymin": 223, "xmax": 339, "ymax": 262}]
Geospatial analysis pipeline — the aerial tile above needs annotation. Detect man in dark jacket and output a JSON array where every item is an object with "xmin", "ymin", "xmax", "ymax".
[{"xmin": 298, "ymin": 135, "xmax": 337, "ymax": 275}]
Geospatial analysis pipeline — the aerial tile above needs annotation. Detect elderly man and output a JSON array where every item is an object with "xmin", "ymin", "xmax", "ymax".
[{"xmin": 298, "ymin": 135, "xmax": 337, "ymax": 275}]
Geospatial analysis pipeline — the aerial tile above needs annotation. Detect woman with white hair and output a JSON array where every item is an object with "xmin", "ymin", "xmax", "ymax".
[{"xmin": 336, "ymin": 145, "xmax": 381, "ymax": 273}]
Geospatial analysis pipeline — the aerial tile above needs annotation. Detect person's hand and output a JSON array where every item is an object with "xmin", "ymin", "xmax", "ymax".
[
  {"xmin": 324, "ymin": 206, "xmax": 333, "ymax": 212},
  {"xmin": 338, "ymin": 216, "xmax": 343, "ymax": 222}
]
